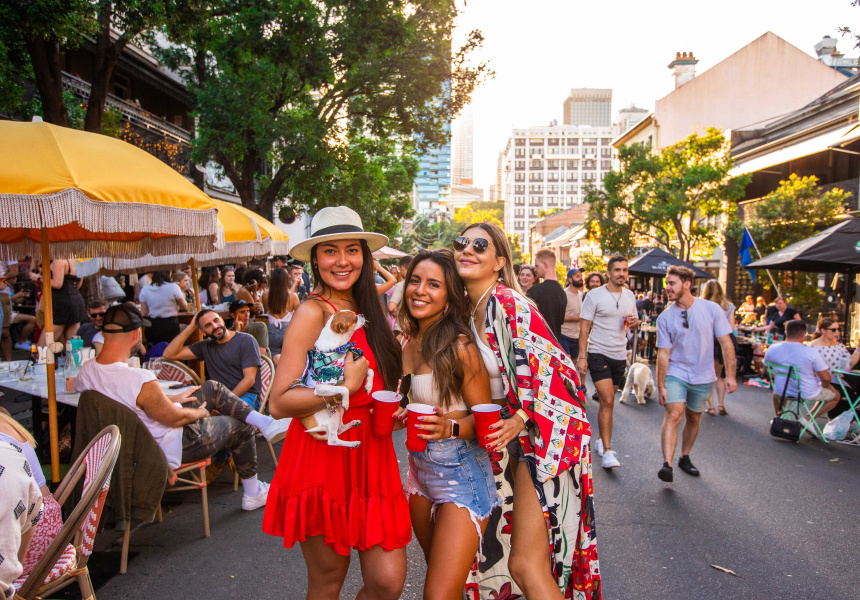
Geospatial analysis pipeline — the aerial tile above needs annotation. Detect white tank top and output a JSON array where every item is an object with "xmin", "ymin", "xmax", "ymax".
[
  {"xmin": 409, "ymin": 374, "xmax": 467, "ymax": 411},
  {"xmin": 269, "ymin": 311, "xmax": 293, "ymax": 329},
  {"xmin": 471, "ymin": 320, "xmax": 506, "ymax": 400}
]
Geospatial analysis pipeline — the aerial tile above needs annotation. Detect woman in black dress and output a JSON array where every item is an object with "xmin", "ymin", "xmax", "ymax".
[{"xmin": 41, "ymin": 259, "xmax": 86, "ymax": 346}]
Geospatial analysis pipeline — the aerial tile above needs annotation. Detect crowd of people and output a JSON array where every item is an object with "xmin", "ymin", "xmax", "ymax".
[{"xmin": 5, "ymin": 204, "xmax": 860, "ymax": 599}]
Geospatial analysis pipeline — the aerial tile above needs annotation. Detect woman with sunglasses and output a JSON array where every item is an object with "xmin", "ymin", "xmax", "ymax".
[
  {"xmin": 395, "ymin": 249, "xmax": 498, "ymax": 600},
  {"xmin": 452, "ymin": 223, "xmax": 600, "ymax": 600},
  {"xmin": 809, "ymin": 316, "xmax": 860, "ymax": 419},
  {"xmin": 263, "ymin": 207, "xmax": 409, "ymax": 600}
]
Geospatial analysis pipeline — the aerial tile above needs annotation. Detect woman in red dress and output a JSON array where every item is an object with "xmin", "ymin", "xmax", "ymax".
[{"xmin": 263, "ymin": 206, "xmax": 410, "ymax": 600}]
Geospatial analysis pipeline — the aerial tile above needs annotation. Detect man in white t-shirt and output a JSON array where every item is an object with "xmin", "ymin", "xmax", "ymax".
[
  {"xmin": 578, "ymin": 255, "xmax": 640, "ymax": 470},
  {"xmin": 656, "ymin": 266, "xmax": 736, "ymax": 482},
  {"xmin": 764, "ymin": 319, "xmax": 839, "ymax": 422},
  {"xmin": 75, "ymin": 303, "xmax": 290, "ymax": 511}
]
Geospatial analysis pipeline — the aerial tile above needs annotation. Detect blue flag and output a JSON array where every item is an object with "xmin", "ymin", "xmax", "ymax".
[{"xmin": 739, "ymin": 227, "xmax": 756, "ymax": 282}]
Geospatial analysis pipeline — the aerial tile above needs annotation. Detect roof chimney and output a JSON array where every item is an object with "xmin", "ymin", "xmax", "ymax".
[{"xmin": 668, "ymin": 51, "xmax": 698, "ymax": 89}]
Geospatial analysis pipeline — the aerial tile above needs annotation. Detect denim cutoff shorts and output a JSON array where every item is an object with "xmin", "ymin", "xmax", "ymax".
[
  {"xmin": 664, "ymin": 375, "xmax": 713, "ymax": 413},
  {"xmin": 407, "ymin": 438, "xmax": 500, "ymax": 529}
]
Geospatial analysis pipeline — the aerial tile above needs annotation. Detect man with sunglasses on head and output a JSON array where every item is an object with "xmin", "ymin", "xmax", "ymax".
[
  {"xmin": 656, "ymin": 265, "xmax": 736, "ymax": 483},
  {"xmin": 578, "ymin": 255, "xmax": 639, "ymax": 470}
]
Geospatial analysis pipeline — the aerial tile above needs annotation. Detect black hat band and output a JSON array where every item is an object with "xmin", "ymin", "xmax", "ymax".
[{"xmin": 311, "ymin": 224, "xmax": 364, "ymax": 237}]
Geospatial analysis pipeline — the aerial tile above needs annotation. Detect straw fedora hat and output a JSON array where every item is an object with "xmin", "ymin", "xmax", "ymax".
[{"xmin": 288, "ymin": 206, "xmax": 388, "ymax": 262}]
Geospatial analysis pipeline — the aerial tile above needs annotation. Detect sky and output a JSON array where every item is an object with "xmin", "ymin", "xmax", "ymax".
[{"xmin": 452, "ymin": 0, "xmax": 860, "ymax": 190}]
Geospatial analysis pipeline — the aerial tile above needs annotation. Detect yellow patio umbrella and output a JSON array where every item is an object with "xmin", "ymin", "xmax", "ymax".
[
  {"xmin": 97, "ymin": 199, "xmax": 290, "ymax": 309},
  {"xmin": 0, "ymin": 120, "xmax": 220, "ymax": 482}
]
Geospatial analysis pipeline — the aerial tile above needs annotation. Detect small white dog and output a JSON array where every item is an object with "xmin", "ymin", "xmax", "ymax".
[
  {"xmin": 299, "ymin": 310, "xmax": 374, "ymax": 448},
  {"xmin": 620, "ymin": 362, "xmax": 654, "ymax": 405}
]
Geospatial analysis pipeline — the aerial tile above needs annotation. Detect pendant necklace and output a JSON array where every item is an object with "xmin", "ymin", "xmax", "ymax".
[
  {"xmin": 608, "ymin": 289, "xmax": 621, "ymax": 310},
  {"xmin": 471, "ymin": 281, "xmax": 497, "ymax": 320}
]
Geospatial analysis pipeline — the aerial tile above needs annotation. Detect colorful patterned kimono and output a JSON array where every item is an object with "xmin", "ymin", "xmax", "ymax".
[{"xmin": 466, "ymin": 285, "xmax": 600, "ymax": 600}]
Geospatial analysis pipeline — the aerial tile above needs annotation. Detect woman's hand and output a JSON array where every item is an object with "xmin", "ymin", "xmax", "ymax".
[
  {"xmin": 485, "ymin": 413, "xmax": 525, "ymax": 451},
  {"xmin": 392, "ymin": 406, "xmax": 408, "ymax": 431},
  {"xmin": 343, "ymin": 351, "xmax": 370, "ymax": 394},
  {"xmin": 415, "ymin": 406, "xmax": 446, "ymax": 440}
]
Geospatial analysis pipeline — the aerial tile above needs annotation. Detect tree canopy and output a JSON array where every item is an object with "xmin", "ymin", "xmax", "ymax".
[{"xmin": 585, "ymin": 128, "xmax": 749, "ymax": 262}]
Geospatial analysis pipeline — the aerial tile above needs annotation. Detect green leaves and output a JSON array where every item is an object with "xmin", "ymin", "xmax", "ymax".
[{"xmin": 585, "ymin": 128, "xmax": 749, "ymax": 262}]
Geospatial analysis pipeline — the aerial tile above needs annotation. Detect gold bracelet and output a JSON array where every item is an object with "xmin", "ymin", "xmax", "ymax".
[{"xmin": 515, "ymin": 408, "xmax": 529, "ymax": 424}]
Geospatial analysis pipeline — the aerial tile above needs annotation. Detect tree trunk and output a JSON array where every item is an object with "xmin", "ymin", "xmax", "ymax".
[
  {"xmin": 84, "ymin": 7, "xmax": 128, "ymax": 133},
  {"xmin": 25, "ymin": 38, "xmax": 68, "ymax": 127}
]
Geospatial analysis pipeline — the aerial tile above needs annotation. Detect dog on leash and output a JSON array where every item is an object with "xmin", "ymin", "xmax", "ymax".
[
  {"xmin": 620, "ymin": 362, "xmax": 654, "ymax": 405},
  {"xmin": 299, "ymin": 310, "xmax": 374, "ymax": 448}
]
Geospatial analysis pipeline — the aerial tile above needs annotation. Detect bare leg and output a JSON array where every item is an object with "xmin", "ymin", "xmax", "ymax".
[
  {"xmin": 15, "ymin": 314, "xmax": 36, "ymax": 344},
  {"xmin": 679, "ymin": 407, "xmax": 702, "ymax": 456},
  {"xmin": 355, "ymin": 545, "xmax": 406, "ymax": 600},
  {"xmin": 594, "ymin": 378, "xmax": 617, "ymax": 451},
  {"xmin": 422, "ymin": 503, "xmax": 486, "ymax": 600},
  {"xmin": 508, "ymin": 461, "xmax": 564, "ymax": 600},
  {"xmin": 299, "ymin": 535, "xmax": 350, "ymax": 600},
  {"xmin": 660, "ymin": 403, "xmax": 685, "ymax": 464},
  {"xmin": 409, "ymin": 493, "xmax": 435, "ymax": 562},
  {"xmin": 1, "ymin": 327, "xmax": 11, "ymax": 361}
]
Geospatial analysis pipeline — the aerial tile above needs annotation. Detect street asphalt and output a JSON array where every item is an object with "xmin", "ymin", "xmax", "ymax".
[{"xmin": 5, "ymin": 368, "xmax": 858, "ymax": 599}]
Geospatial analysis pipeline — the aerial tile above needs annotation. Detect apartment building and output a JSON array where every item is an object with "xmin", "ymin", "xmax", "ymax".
[
  {"xmin": 501, "ymin": 123, "xmax": 615, "ymax": 248},
  {"xmin": 563, "ymin": 88, "xmax": 612, "ymax": 127}
]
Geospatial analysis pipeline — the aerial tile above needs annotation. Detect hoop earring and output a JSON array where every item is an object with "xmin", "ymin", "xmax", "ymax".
[{"xmin": 444, "ymin": 304, "xmax": 449, "ymax": 313}]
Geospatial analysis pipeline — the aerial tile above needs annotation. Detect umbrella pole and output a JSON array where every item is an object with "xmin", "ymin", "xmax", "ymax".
[
  {"xmin": 189, "ymin": 258, "xmax": 202, "ymax": 312},
  {"xmin": 40, "ymin": 229, "xmax": 60, "ymax": 483}
]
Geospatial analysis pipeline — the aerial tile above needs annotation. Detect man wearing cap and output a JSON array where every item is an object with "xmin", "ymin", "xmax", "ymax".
[
  {"xmin": 164, "ymin": 308, "xmax": 264, "ymax": 410},
  {"xmin": 561, "ymin": 267, "xmax": 585, "ymax": 358},
  {"xmin": 75, "ymin": 303, "xmax": 290, "ymax": 510},
  {"xmin": 228, "ymin": 299, "xmax": 268, "ymax": 357}
]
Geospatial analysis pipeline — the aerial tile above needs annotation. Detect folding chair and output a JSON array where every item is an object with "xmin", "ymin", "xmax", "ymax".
[
  {"xmin": 831, "ymin": 368, "xmax": 860, "ymax": 446},
  {"xmin": 158, "ymin": 358, "xmax": 203, "ymax": 386},
  {"xmin": 16, "ymin": 425, "xmax": 121, "ymax": 600},
  {"xmin": 765, "ymin": 361, "xmax": 829, "ymax": 443}
]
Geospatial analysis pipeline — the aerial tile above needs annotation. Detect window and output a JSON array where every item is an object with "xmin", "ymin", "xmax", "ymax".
[
  {"xmin": 601, "ymin": 138, "xmax": 612, "ymax": 145},
  {"xmin": 600, "ymin": 160, "xmax": 612, "ymax": 170},
  {"xmin": 529, "ymin": 147, "xmax": 543, "ymax": 156},
  {"xmin": 515, "ymin": 220, "xmax": 524, "ymax": 229},
  {"xmin": 529, "ymin": 184, "xmax": 544, "ymax": 193},
  {"xmin": 529, "ymin": 138, "xmax": 545, "ymax": 145},
  {"xmin": 566, "ymin": 138, "xmax": 579, "ymax": 146},
  {"xmin": 582, "ymin": 137, "xmax": 597, "ymax": 145},
  {"xmin": 547, "ymin": 147, "xmax": 560, "ymax": 155},
  {"xmin": 515, "ymin": 184, "xmax": 525, "ymax": 193},
  {"xmin": 529, "ymin": 173, "xmax": 543, "ymax": 181},
  {"xmin": 583, "ymin": 172, "xmax": 597, "ymax": 181},
  {"xmin": 515, "ymin": 160, "xmax": 525, "ymax": 170},
  {"xmin": 548, "ymin": 173, "xmax": 559, "ymax": 182},
  {"xmin": 568, "ymin": 147, "xmax": 580, "ymax": 155},
  {"xmin": 529, "ymin": 196, "xmax": 543, "ymax": 206},
  {"xmin": 567, "ymin": 184, "xmax": 578, "ymax": 193},
  {"xmin": 530, "ymin": 160, "xmax": 543, "ymax": 169},
  {"xmin": 583, "ymin": 147, "xmax": 596, "ymax": 155},
  {"xmin": 583, "ymin": 159, "xmax": 596, "ymax": 170},
  {"xmin": 515, "ymin": 148, "xmax": 526, "ymax": 158},
  {"xmin": 515, "ymin": 173, "xmax": 525, "ymax": 181},
  {"xmin": 547, "ymin": 138, "xmax": 559, "ymax": 146},
  {"xmin": 514, "ymin": 138, "xmax": 526, "ymax": 146},
  {"xmin": 600, "ymin": 148, "xmax": 612, "ymax": 157},
  {"xmin": 547, "ymin": 184, "xmax": 560, "ymax": 194},
  {"xmin": 567, "ymin": 172, "xmax": 578, "ymax": 181},
  {"xmin": 567, "ymin": 160, "xmax": 579, "ymax": 170},
  {"xmin": 530, "ymin": 208, "xmax": 541, "ymax": 217},
  {"xmin": 514, "ymin": 196, "xmax": 525, "ymax": 205},
  {"xmin": 515, "ymin": 208, "xmax": 525, "ymax": 217},
  {"xmin": 547, "ymin": 160, "xmax": 560, "ymax": 170}
]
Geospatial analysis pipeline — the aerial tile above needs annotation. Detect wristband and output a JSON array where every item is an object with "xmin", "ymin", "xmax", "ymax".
[{"xmin": 515, "ymin": 408, "xmax": 529, "ymax": 424}]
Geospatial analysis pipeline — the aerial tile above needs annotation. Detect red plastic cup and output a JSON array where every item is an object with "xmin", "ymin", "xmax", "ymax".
[
  {"xmin": 405, "ymin": 403, "xmax": 436, "ymax": 452},
  {"xmin": 372, "ymin": 391, "xmax": 402, "ymax": 437},
  {"xmin": 472, "ymin": 404, "xmax": 502, "ymax": 449}
]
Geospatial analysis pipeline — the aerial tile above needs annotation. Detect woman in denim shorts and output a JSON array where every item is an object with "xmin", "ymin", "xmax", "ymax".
[{"xmin": 395, "ymin": 249, "xmax": 500, "ymax": 600}]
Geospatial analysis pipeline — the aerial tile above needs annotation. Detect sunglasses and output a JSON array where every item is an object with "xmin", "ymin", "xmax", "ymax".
[
  {"xmin": 89, "ymin": 311, "xmax": 106, "ymax": 318},
  {"xmin": 681, "ymin": 310, "xmax": 689, "ymax": 329},
  {"xmin": 453, "ymin": 236, "xmax": 490, "ymax": 254},
  {"xmin": 825, "ymin": 327, "xmax": 840, "ymax": 332}
]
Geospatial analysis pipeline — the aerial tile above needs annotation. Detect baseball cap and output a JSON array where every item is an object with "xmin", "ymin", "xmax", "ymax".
[
  {"xmin": 566, "ymin": 268, "xmax": 585, "ymax": 279},
  {"xmin": 229, "ymin": 299, "xmax": 250, "ymax": 313},
  {"xmin": 101, "ymin": 302, "xmax": 151, "ymax": 333}
]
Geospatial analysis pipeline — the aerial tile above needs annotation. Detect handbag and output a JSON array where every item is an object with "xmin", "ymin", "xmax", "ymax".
[{"xmin": 769, "ymin": 365, "xmax": 802, "ymax": 442}]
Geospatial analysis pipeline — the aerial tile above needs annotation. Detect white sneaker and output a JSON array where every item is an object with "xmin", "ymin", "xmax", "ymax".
[
  {"xmin": 595, "ymin": 438, "xmax": 605, "ymax": 457},
  {"xmin": 14, "ymin": 342, "xmax": 31, "ymax": 351},
  {"xmin": 241, "ymin": 481, "xmax": 270, "ymax": 511},
  {"xmin": 260, "ymin": 418, "xmax": 292, "ymax": 444},
  {"xmin": 602, "ymin": 450, "xmax": 621, "ymax": 470}
]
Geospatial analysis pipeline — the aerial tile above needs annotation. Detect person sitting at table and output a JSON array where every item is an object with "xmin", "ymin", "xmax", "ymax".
[
  {"xmin": 808, "ymin": 316, "xmax": 858, "ymax": 419},
  {"xmin": 763, "ymin": 320, "xmax": 840, "ymax": 421},
  {"xmin": 219, "ymin": 266, "xmax": 239, "ymax": 304},
  {"xmin": 236, "ymin": 268, "xmax": 265, "ymax": 316},
  {"xmin": 752, "ymin": 296, "xmax": 800, "ymax": 339},
  {"xmin": 198, "ymin": 266, "xmax": 221, "ymax": 306},
  {"xmin": 139, "ymin": 271, "xmax": 188, "ymax": 346},
  {"xmin": 76, "ymin": 303, "xmax": 289, "ymax": 510},
  {"xmin": 739, "ymin": 295, "xmax": 755, "ymax": 315},
  {"xmin": 78, "ymin": 298, "xmax": 107, "ymax": 348},
  {"xmin": 173, "ymin": 271, "xmax": 195, "ymax": 307},
  {"xmin": 228, "ymin": 300, "xmax": 268, "ymax": 358},
  {"xmin": 754, "ymin": 296, "xmax": 768, "ymax": 321},
  {"xmin": 163, "ymin": 307, "xmax": 264, "ymax": 410}
]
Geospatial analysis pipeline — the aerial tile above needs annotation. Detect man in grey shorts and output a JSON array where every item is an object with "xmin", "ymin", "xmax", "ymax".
[
  {"xmin": 656, "ymin": 266, "xmax": 736, "ymax": 482},
  {"xmin": 578, "ymin": 255, "xmax": 640, "ymax": 470}
]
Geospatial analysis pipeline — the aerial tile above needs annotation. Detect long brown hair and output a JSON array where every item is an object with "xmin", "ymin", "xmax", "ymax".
[
  {"xmin": 812, "ymin": 316, "xmax": 839, "ymax": 341},
  {"xmin": 311, "ymin": 240, "xmax": 401, "ymax": 390},
  {"xmin": 399, "ymin": 250, "xmax": 474, "ymax": 409},
  {"xmin": 459, "ymin": 221, "xmax": 524, "ymax": 295},
  {"xmin": 266, "ymin": 267, "xmax": 291, "ymax": 315},
  {"xmin": 700, "ymin": 279, "xmax": 727, "ymax": 311}
]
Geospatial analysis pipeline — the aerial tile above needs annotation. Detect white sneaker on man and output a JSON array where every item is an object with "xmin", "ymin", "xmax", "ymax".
[
  {"xmin": 241, "ymin": 481, "xmax": 270, "ymax": 511},
  {"xmin": 260, "ymin": 418, "xmax": 292, "ymax": 444},
  {"xmin": 602, "ymin": 450, "xmax": 620, "ymax": 470},
  {"xmin": 595, "ymin": 438, "xmax": 605, "ymax": 457}
]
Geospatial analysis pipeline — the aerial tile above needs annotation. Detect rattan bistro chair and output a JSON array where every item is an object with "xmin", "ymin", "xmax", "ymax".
[
  {"xmin": 15, "ymin": 426, "xmax": 121, "ymax": 600},
  {"xmin": 158, "ymin": 358, "xmax": 203, "ymax": 386},
  {"xmin": 231, "ymin": 354, "xmax": 279, "ymax": 490}
]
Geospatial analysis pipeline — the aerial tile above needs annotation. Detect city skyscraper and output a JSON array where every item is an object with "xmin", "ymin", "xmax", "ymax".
[
  {"xmin": 413, "ymin": 119, "xmax": 451, "ymax": 217},
  {"xmin": 452, "ymin": 103, "xmax": 474, "ymax": 185},
  {"xmin": 563, "ymin": 88, "xmax": 613, "ymax": 127}
]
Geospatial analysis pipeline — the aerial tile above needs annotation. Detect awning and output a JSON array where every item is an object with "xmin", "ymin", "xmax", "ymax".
[{"xmin": 730, "ymin": 123, "xmax": 858, "ymax": 177}]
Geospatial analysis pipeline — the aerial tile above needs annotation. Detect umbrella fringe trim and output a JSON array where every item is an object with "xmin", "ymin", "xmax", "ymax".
[
  {"xmin": 0, "ymin": 188, "xmax": 219, "ymax": 235},
  {"xmin": 0, "ymin": 235, "xmax": 219, "ymax": 262},
  {"xmin": 91, "ymin": 239, "xmax": 289, "ymax": 273}
]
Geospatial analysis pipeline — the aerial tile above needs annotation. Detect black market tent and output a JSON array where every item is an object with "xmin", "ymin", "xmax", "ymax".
[
  {"xmin": 747, "ymin": 218, "xmax": 860, "ymax": 272},
  {"xmin": 626, "ymin": 247, "xmax": 716, "ymax": 279}
]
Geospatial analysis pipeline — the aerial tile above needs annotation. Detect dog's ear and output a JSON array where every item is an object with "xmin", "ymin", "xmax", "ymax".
[{"xmin": 331, "ymin": 311, "xmax": 356, "ymax": 334}]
